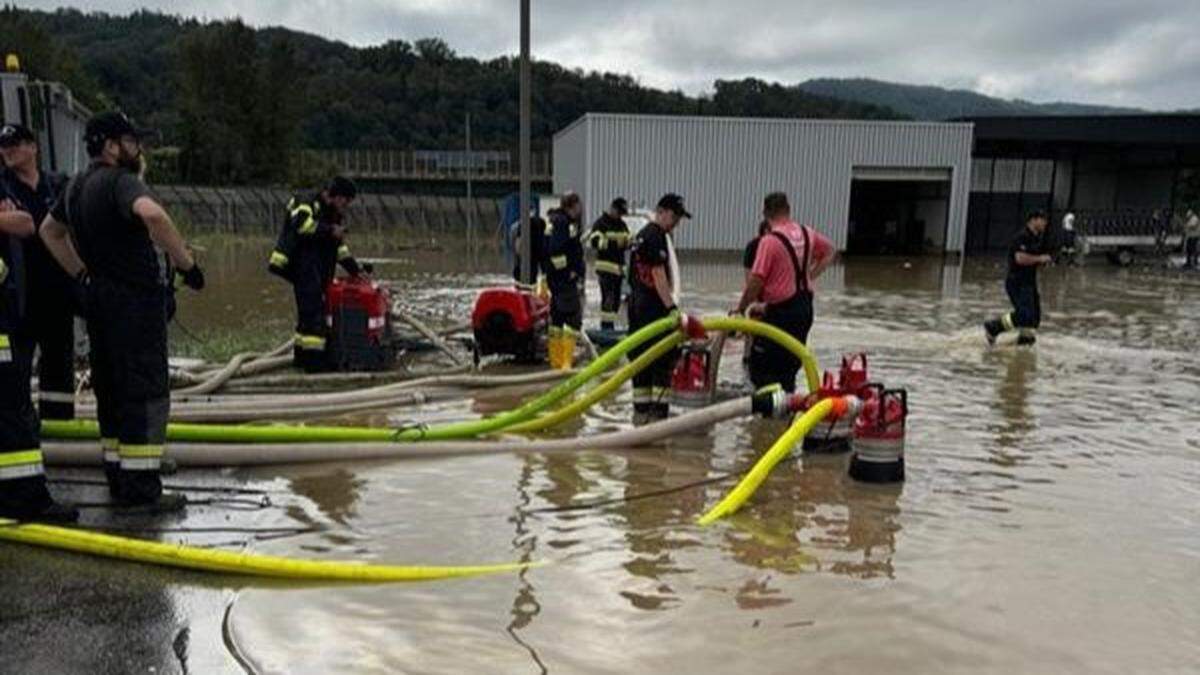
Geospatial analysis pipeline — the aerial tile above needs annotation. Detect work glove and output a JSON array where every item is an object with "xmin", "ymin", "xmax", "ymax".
[
  {"xmin": 679, "ymin": 313, "xmax": 707, "ymax": 341},
  {"xmin": 342, "ymin": 256, "xmax": 362, "ymax": 277},
  {"xmin": 179, "ymin": 264, "xmax": 205, "ymax": 291}
]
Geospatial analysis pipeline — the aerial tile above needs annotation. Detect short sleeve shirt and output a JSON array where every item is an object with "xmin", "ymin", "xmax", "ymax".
[
  {"xmin": 1006, "ymin": 226, "xmax": 1044, "ymax": 285},
  {"xmin": 750, "ymin": 221, "xmax": 834, "ymax": 304},
  {"xmin": 629, "ymin": 222, "xmax": 670, "ymax": 300},
  {"xmin": 50, "ymin": 163, "xmax": 162, "ymax": 289}
]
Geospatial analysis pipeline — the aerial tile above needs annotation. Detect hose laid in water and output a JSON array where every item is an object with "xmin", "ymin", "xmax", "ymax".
[
  {"xmin": 696, "ymin": 397, "xmax": 848, "ymax": 525},
  {"xmin": 224, "ymin": 364, "xmax": 474, "ymax": 392},
  {"xmin": 44, "ymin": 316, "xmax": 818, "ymax": 445},
  {"xmin": 42, "ymin": 397, "xmax": 755, "ymax": 466},
  {"xmin": 0, "ymin": 517, "xmax": 535, "ymax": 582},
  {"xmin": 392, "ymin": 305, "xmax": 465, "ymax": 367},
  {"xmin": 73, "ymin": 370, "xmax": 574, "ymax": 423}
]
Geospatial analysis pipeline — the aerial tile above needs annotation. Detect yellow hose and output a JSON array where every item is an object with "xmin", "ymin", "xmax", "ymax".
[
  {"xmin": 697, "ymin": 398, "xmax": 837, "ymax": 525},
  {"xmin": 0, "ymin": 518, "xmax": 536, "ymax": 582},
  {"xmin": 509, "ymin": 316, "xmax": 819, "ymax": 434},
  {"xmin": 507, "ymin": 332, "xmax": 685, "ymax": 433}
]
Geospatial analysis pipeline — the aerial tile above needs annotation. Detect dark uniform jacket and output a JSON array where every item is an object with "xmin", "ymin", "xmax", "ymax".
[
  {"xmin": 1007, "ymin": 227, "xmax": 1045, "ymax": 286},
  {"xmin": 587, "ymin": 212, "xmax": 631, "ymax": 277},
  {"xmin": 269, "ymin": 193, "xmax": 358, "ymax": 282},
  {"xmin": 542, "ymin": 208, "xmax": 584, "ymax": 289}
]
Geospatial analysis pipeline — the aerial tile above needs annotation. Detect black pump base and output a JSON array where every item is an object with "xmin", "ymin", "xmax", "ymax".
[
  {"xmin": 848, "ymin": 455, "xmax": 905, "ymax": 483},
  {"xmin": 803, "ymin": 436, "xmax": 851, "ymax": 454}
]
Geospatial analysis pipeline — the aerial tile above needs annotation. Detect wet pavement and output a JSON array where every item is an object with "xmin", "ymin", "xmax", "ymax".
[{"xmin": 3, "ymin": 240, "xmax": 1199, "ymax": 674}]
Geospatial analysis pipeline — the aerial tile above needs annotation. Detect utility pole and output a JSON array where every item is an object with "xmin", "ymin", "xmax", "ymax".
[
  {"xmin": 465, "ymin": 112, "xmax": 474, "ymax": 263},
  {"xmin": 518, "ymin": 0, "xmax": 533, "ymax": 284}
]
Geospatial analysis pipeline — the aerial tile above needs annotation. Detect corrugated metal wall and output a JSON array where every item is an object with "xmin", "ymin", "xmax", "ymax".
[
  {"xmin": 551, "ymin": 116, "xmax": 589, "ymax": 202},
  {"xmin": 554, "ymin": 113, "xmax": 974, "ymax": 252}
]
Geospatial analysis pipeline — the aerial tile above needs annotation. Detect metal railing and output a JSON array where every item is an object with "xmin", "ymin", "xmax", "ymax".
[{"xmin": 311, "ymin": 148, "xmax": 553, "ymax": 181}]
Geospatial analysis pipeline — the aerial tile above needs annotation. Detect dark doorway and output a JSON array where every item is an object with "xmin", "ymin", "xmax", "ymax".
[{"xmin": 847, "ymin": 179, "xmax": 950, "ymax": 255}]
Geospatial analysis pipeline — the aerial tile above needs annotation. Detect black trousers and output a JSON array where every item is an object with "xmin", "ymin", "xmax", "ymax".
[
  {"xmin": 749, "ymin": 293, "xmax": 814, "ymax": 394},
  {"xmin": 20, "ymin": 293, "xmax": 76, "ymax": 420},
  {"xmin": 87, "ymin": 279, "xmax": 170, "ymax": 503},
  {"xmin": 597, "ymin": 272, "xmax": 622, "ymax": 328},
  {"xmin": 1187, "ymin": 236, "xmax": 1199, "ymax": 268},
  {"xmin": 0, "ymin": 325, "xmax": 52, "ymax": 517},
  {"xmin": 1005, "ymin": 278, "xmax": 1041, "ymax": 330},
  {"xmin": 549, "ymin": 279, "xmax": 583, "ymax": 333},
  {"xmin": 628, "ymin": 294, "xmax": 676, "ymax": 420},
  {"xmin": 292, "ymin": 264, "xmax": 330, "ymax": 371}
]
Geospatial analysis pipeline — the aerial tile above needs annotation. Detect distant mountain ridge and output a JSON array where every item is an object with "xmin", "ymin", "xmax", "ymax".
[{"xmin": 797, "ymin": 77, "xmax": 1147, "ymax": 120}]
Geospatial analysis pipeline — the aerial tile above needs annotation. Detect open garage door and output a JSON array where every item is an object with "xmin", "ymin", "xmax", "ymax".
[{"xmin": 848, "ymin": 167, "xmax": 952, "ymax": 255}]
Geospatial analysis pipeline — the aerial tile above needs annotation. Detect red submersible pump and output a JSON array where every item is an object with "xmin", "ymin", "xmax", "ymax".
[{"xmin": 471, "ymin": 286, "xmax": 550, "ymax": 364}]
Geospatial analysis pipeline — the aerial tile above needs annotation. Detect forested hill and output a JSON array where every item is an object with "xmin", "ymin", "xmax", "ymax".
[
  {"xmin": 1, "ymin": 5, "xmax": 901, "ymax": 184},
  {"xmin": 797, "ymin": 77, "xmax": 1145, "ymax": 120}
]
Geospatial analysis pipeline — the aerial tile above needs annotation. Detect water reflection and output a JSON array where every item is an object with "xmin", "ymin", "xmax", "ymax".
[
  {"xmin": 287, "ymin": 467, "xmax": 365, "ymax": 526},
  {"xmin": 991, "ymin": 349, "xmax": 1037, "ymax": 456},
  {"xmin": 721, "ymin": 421, "xmax": 902, "ymax": 583}
]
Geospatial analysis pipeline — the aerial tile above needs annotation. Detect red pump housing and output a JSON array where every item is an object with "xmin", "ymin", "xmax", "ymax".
[
  {"xmin": 325, "ymin": 276, "xmax": 396, "ymax": 371},
  {"xmin": 471, "ymin": 287, "xmax": 549, "ymax": 362}
]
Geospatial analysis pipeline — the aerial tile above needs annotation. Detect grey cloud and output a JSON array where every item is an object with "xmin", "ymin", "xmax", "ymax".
[{"xmin": 16, "ymin": 0, "xmax": 1200, "ymax": 109}]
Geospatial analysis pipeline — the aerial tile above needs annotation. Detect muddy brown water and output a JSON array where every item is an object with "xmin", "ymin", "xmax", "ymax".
[{"xmin": 7, "ymin": 239, "xmax": 1200, "ymax": 673}]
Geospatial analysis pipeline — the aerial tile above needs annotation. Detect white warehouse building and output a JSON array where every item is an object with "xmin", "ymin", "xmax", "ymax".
[{"xmin": 553, "ymin": 113, "xmax": 974, "ymax": 253}]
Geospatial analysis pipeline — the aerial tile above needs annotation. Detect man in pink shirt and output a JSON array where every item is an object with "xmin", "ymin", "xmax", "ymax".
[{"xmin": 734, "ymin": 192, "xmax": 834, "ymax": 392}]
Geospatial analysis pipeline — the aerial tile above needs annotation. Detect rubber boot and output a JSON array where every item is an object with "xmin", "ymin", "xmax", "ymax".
[
  {"xmin": 546, "ymin": 335, "xmax": 560, "ymax": 369},
  {"xmin": 983, "ymin": 319, "xmax": 1003, "ymax": 346},
  {"xmin": 558, "ymin": 334, "xmax": 576, "ymax": 371},
  {"xmin": 1017, "ymin": 331, "xmax": 1037, "ymax": 346}
]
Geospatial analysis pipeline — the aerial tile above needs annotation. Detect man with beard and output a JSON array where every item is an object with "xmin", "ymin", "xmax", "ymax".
[{"xmin": 40, "ymin": 111, "xmax": 204, "ymax": 510}]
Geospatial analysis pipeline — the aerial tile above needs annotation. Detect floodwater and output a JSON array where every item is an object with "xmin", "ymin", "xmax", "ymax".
[{"xmin": 6, "ymin": 238, "xmax": 1200, "ymax": 674}]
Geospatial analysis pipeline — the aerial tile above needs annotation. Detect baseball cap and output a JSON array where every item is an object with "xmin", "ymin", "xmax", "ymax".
[
  {"xmin": 328, "ymin": 175, "xmax": 359, "ymax": 199},
  {"xmin": 611, "ymin": 197, "xmax": 629, "ymax": 216},
  {"xmin": 84, "ymin": 111, "xmax": 155, "ymax": 149},
  {"xmin": 0, "ymin": 123, "xmax": 36, "ymax": 147},
  {"xmin": 657, "ymin": 193, "xmax": 692, "ymax": 219}
]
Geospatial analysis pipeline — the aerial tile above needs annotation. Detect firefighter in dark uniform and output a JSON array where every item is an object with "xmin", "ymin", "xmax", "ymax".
[
  {"xmin": 587, "ymin": 197, "xmax": 630, "ymax": 331},
  {"xmin": 0, "ymin": 123, "xmax": 75, "ymax": 420},
  {"xmin": 984, "ymin": 211, "xmax": 1052, "ymax": 346},
  {"xmin": 0, "ymin": 180, "xmax": 77, "ymax": 521},
  {"xmin": 40, "ymin": 111, "xmax": 204, "ymax": 510},
  {"xmin": 628, "ymin": 194, "xmax": 691, "ymax": 424},
  {"xmin": 268, "ymin": 176, "xmax": 362, "ymax": 372},
  {"xmin": 542, "ymin": 192, "xmax": 585, "ymax": 370}
]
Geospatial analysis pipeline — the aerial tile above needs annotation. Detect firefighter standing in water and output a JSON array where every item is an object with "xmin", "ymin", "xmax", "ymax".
[
  {"xmin": 627, "ymin": 193, "xmax": 705, "ymax": 424},
  {"xmin": 587, "ymin": 197, "xmax": 630, "ymax": 331},
  {"xmin": 0, "ymin": 177, "xmax": 77, "ymax": 521},
  {"xmin": 543, "ymin": 192, "xmax": 585, "ymax": 369},
  {"xmin": 984, "ymin": 210, "xmax": 1052, "ymax": 346},
  {"xmin": 269, "ymin": 176, "xmax": 362, "ymax": 372},
  {"xmin": 40, "ymin": 111, "xmax": 204, "ymax": 510},
  {"xmin": 0, "ymin": 124, "xmax": 75, "ymax": 420},
  {"xmin": 734, "ymin": 192, "xmax": 834, "ymax": 393}
]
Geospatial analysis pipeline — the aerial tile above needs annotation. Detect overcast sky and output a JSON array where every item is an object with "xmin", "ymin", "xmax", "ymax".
[{"xmin": 24, "ymin": 0, "xmax": 1200, "ymax": 110}]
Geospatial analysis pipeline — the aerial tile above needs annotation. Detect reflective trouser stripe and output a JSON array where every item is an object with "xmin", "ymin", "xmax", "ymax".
[
  {"xmin": 102, "ymin": 438, "xmax": 119, "ymax": 464},
  {"xmin": 120, "ymin": 445, "xmax": 163, "ymax": 471},
  {"xmin": 269, "ymin": 250, "xmax": 289, "ymax": 267},
  {"xmin": 0, "ymin": 257, "xmax": 6, "ymax": 284},
  {"xmin": 600, "ymin": 311, "xmax": 619, "ymax": 322},
  {"xmin": 595, "ymin": 261, "xmax": 622, "ymax": 275},
  {"xmin": 1001, "ymin": 312, "xmax": 1015, "ymax": 332},
  {"xmin": 1019, "ymin": 327, "xmax": 1037, "ymax": 338},
  {"xmin": 295, "ymin": 333, "xmax": 327, "ymax": 350},
  {"xmin": 0, "ymin": 333, "xmax": 9, "ymax": 363},
  {"xmin": 337, "ymin": 245, "xmax": 351, "ymax": 260},
  {"xmin": 0, "ymin": 450, "xmax": 45, "ymax": 480},
  {"xmin": 606, "ymin": 232, "xmax": 630, "ymax": 245},
  {"xmin": 548, "ymin": 326, "xmax": 563, "ymax": 338},
  {"xmin": 38, "ymin": 391, "xmax": 75, "ymax": 404},
  {"xmin": 550, "ymin": 255, "xmax": 568, "ymax": 270}
]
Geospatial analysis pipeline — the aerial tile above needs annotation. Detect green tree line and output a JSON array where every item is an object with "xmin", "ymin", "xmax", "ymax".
[{"xmin": 2, "ymin": 6, "xmax": 903, "ymax": 186}]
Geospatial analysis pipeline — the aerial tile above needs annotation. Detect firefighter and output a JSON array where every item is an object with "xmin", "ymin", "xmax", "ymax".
[
  {"xmin": 628, "ymin": 194, "xmax": 700, "ymax": 424},
  {"xmin": 0, "ymin": 123, "xmax": 75, "ymax": 420},
  {"xmin": 734, "ymin": 192, "xmax": 834, "ymax": 393},
  {"xmin": 542, "ymin": 192, "xmax": 585, "ymax": 370},
  {"xmin": 984, "ymin": 210, "xmax": 1052, "ymax": 346},
  {"xmin": 587, "ymin": 197, "xmax": 630, "ymax": 331},
  {"xmin": 0, "ymin": 185, "xmax": 77, "ymax": 521},
  {"xmin": 40, "ymin": 111, "xmax": 204, "ymax": 510},
  {"xmin": 268, "ymin": 176, "xmax": 362, "ymax": 372}
]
